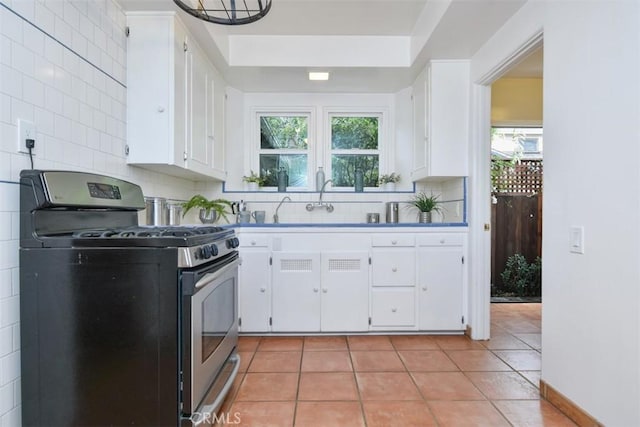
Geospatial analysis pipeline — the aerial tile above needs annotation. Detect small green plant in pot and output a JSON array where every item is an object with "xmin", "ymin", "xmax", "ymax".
[
  {"xmin": 182, "ymin": 195, "xmax": 233, "ymax": 224},
  {"xmin": 408, "ymin": 192, "xmax": 441, "ymax": 223},
  {"xmin": 242, "ymin": 170, "xmax": 264, "ymax": 190}
]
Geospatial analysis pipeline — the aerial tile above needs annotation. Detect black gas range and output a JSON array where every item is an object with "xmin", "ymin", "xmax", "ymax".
[{"xmin": 19, "ymin": 170, "xmax": 240, "ymax": 426}]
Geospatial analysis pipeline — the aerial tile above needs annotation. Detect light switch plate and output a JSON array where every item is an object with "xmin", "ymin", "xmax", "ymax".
[
  {"xmin": 570, "ymin": 226, "xmax": 585, "ymax": 254},
  {"xmin": 17, "ymin": 119, "xmax": 36, "ymax": 154}
]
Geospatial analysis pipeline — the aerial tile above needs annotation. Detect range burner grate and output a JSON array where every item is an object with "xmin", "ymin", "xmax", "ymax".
[{"xmin": 73, "ymin": 226, "xmax": 226, "ymax": 239}]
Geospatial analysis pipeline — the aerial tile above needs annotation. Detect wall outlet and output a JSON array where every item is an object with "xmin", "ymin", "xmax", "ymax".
[{"xmin": 17, "ymin": 119, "xmax": 37, "ymax": 154}]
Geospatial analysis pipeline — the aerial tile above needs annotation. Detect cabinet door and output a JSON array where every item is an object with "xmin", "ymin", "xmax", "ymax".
[
  {"xmin": 271, "ymin": 252, "xmax": 321, "ymax": 332},
  {"xmin": 320, "ymin": 252, "xmax": 369, "ymax": 332},
  {"xmin": 185, "ymin": 40, "xmax": 211, "ymax": 173},
  {"xmin": 371, "ymin": 287, "xmax": 415, "ymax": 327},
  {"xmin": 238, "ymin": 249, "xmax": 271, "ymax": 332},
  {"xmin": 371, "ymin": 249, "xmax": 415, "ymax": 286},
  {"xmin": 417, "ymin": 246, "xmax": 464, "ymax": 330}
]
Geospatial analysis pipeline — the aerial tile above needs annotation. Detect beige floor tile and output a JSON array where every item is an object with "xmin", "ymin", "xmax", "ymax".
[
  {"xmin": 351, "ymin": 350, "xmax": 405, "ymax": 372},
  {"xmin": 433, "ymin": 335, "xmax": 485, "ymax": 350},
  {"xmin": 348, "ymin": 335, "xmax": 394, "ymax": 350},
  {"xmin": 513, "ymin": 333, "xmax": 542, "ymax": 350},
  {"xmin": 519, "ymin": 370, "xmax": 541, "ymax": 389},
  {"xmin": 428, "ymin": 400, "xmax": 511, "ymax": 426},
  {"xmin": 247, "ymin": 351, "xmax": 301, "ymax": 373},
  {"xmin": 301, "ymin": 350, "xmax": 353, "ymax": 372},
  {"xmin": 295, "ymin": 401, "xmax": 365, "ymax": 427},
  {"xmin": 390, "ymin": 335, "xmax": 440, "ymax": 350},
  {"xmin": 446, "ymin": 350, "xmax": 513, "ymax": 371},
  {"xmin": 363, "ymin": 401, "xmax": 437, "ymax": 427},
  {"xmin": 493, "ymin": 400, "xmax": 577, "ymax": 426},
  {"xmin": 356, "ymin": 372, "xmax": 422, "ymax": 401},
  {"xmin": 466, "ymin": 371, "xmax": 540, "ymax": 400},
  {"xmin": 298, "ymin": 372, "xmax": 359, "ymax": 401},
  {"xmin": 398, "ymin": 350, "xmax": 459, "ymax": 372},
  {"xmin": 493, "ymin": 350, "xmax": 541, "ymax": 371},
  {"xmin": 411, "ymin": 372, "xmax": 486, "ymax": 401},
  {"xmin": 257, "ymin": 337, "xmax": 304, "ymax": 352},
  {"xmin": 481, "ymin": 334, "xmax": 532, "ymax": 350},
  {"xmin": 238, "ymin": 336, "xmax": 261, "ymax": 352},
  {"xmin": 238, "ymin": 351, "xmax": 254, "ymax": 373},
  {"xmin": 235, "ymin": 373, "xmax": 298, "ymax": 401},
  {"xmin": 303, "ymin": 336, "xmax": 348, "ymax": 351},
  {"xmin": 229, "ymin": 401, "xmax": 295, "ymax": 427}
]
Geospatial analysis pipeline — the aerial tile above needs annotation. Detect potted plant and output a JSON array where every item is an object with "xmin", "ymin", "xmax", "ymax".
[
  {"xmin": 242, "ymin": 170, "xmax": 264, "ymax": 191},
  {"xmin": 182, "ymin": 195, "xmax": 233, "ymax": 224},
  {"xmin": 378, "ymin": 173, "xmax": 400, "ymax": 191},
  {"xmin": 408, "ymin": 192, "xmax": 441, "ymax": 223}
]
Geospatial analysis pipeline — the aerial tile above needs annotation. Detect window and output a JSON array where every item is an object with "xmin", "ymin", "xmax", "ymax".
[
  {"xmin": 491, "ymin": 127, "xmax": 543, "ymax": 159},
  {"xmin": 329, "ymin": 114, "xmax": 381, "ymax": 188},
  {"xmin": 259, "ymin": 115, "xmax": 309, "ymax": 187}
]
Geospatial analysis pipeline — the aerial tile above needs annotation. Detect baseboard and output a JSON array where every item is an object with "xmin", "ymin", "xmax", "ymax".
[{"xmin": 540, "ymin": 380, "xmax": 603, "ymax": 427}]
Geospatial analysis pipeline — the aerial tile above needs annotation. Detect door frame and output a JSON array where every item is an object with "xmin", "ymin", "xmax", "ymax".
[{"xmin": 467, "ymin": 31, "xmax": 543, "ymax": 340}]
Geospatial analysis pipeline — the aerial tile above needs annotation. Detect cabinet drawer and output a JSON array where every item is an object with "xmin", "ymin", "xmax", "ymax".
[
  {"xmin": 239, "ymin": 234, "xmax": 269, "ymax": 247},
  {"xmin": 417, "ymin": 234, "xmax": 464, "ymax": 247},
  {"xmin": 371, "ymin": 288, "xmax": 415, "ymax": 327},
  {"xmin": 371, "ymin": 235, "xmax": 415, "ymax": 247},
  {"xmin": 371, "ymin": 250, "xmax": 415, "ymax": 286}
]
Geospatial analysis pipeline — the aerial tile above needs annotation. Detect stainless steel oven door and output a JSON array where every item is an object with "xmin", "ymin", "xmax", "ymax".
[{"xmin": 189, "ymin": 256, "xmax": 239, "ymax": 416}]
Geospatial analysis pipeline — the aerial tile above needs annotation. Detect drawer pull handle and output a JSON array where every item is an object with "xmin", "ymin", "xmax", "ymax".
[
  {"xmin": 391, "ymin": 308, "xmax": 397, "ymax": 313},
  {"xmin": 157, "ymin": 106, "xmax": 165, "ymax": 113},
  {"xmin": 391, "ymin": 240, "xmax": 397, "ymax": 245},
  {"xmin": 313, "ymin": 288, "xmax": 319, "ymax": 293},
  {"xmin": 422, "ymin": 286, "xmax": 427, "ymax": 291},
  {"xmin": 440, "ymin": 239, "xmax": 445, "ymax": 244},
  {"xmin": 260, "ymin": 287, "xmax": 266, "ymax": 293},
  {"xmin": 392, "ymin": 267, "xmax": 397, "ymax": 272},
  {"xmin": 322, "ymin": 288, "xmax": 328, "ymax": 293},
  {"xmin": 251, "ymin": 241, "xmax": 256, "ymax": 246}
]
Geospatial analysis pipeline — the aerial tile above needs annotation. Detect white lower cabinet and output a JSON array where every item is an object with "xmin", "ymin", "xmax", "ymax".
[
  {"xmin": 238, "ymin": 249, "xmax": 271, "ymax": 332},
  {"xmin": 417, "ymin": 235, "xmax": 466, "ymax": 331},
  {"xmin": 320, "ymin": 252, "xmax": 369, "ymax": 332},
  {"xmin": 270, "ymin": 251, "xmax": 369, "ymax": 332},
  {"xmin": 371, "ymin": 287, "xmax": 416, "ymax": 327},
  {"xmin": 271, "ymin": 252, "xmax": 322, "ymax": 332}
]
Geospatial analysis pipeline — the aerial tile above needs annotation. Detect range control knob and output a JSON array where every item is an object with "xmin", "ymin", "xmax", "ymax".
[
  {"xmin": 201, "ymin": 245, "xmax": 213, "ymax": 259},
  {"xmin": 226, "ymin": 239, "xmax": 233, "ymax": 249},
  {"xmin": 210, "ymin": 244, "xmax": 218, "ymax": 256},
  {"xmin": 233, "ymin": 237, "xmax": 240, "ymax": 247}
]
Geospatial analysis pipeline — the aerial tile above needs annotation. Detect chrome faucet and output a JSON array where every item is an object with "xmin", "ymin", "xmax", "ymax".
[
  {"xmin": 306, "ymin": 179, "xmax": 334, "ymax": 212},
  {"xmin": 273, "ymin": 196, "xmax": 291, "ymax": 224}
]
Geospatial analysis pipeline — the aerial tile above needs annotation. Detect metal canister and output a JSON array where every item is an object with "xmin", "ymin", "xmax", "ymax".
[
  {"xmin": 145, "ymin": 197, "xmax": 167, "ymax": 225},
  {"xmin": 166, "ymin": 202, "xmax": 183, "ymax": 225},
  {"xmin": 385, "ymin": 202, "xmax": 399, "ymax": 223}
]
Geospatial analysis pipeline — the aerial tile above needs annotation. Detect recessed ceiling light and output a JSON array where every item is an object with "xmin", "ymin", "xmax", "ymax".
[{"xmin": 309, "ymin": 72, "xmax": 330, "ymax": 81}]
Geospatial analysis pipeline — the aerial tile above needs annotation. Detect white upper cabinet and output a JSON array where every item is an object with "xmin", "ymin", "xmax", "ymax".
[
  {"xmin": 126, "ymin": 12, "xmax": 226, "ymax": 181},
  {"xmin": 412, "ymin": 60, "xmax": 470, "ymax": 179}
]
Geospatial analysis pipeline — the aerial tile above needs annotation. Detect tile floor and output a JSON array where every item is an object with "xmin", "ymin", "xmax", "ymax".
[{"xmin": 217, "ymin": 303, "xmax": 576, "ymax": 426}]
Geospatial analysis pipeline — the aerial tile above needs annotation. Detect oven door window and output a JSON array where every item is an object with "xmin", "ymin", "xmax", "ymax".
[{"xmin": 201, "ymin": 276, "xmax": 235, "ymax": 363}]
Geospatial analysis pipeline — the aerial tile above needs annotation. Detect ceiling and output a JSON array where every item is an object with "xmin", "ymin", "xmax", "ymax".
[
  {"xmin": 503, "ymin": 48, "xmax": 543, "ymax": 78},
  {"xmin": 118, "ymin": 0, "xmax": 529, "ymax": 92}
]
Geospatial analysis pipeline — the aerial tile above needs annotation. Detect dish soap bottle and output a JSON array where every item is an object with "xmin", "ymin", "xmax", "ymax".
[{"xmin": 315, "ymin": 167, "xmax": 325, "ymax": 191}]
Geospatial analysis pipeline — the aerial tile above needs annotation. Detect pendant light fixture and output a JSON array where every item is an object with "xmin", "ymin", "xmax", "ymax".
[{"xmin": 174, "ymin": 0, "xmax": 272, "ymax": 25}]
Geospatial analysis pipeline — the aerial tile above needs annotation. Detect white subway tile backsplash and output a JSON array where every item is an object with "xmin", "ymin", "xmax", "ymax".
[
  {"xmin": 54, "ymin": 15, "xmax": 72, "ymax": 47},
  {"xmin": 0, "ymin": 215, "xmax": 10, "ymax": 241},
  {"xmin": 9, "ymin": 0, "xmax": 34, "ymax": 22},
  {"xmin": 0, "ymin": 64, "xmax": 22, "ymax": 99},
  {"xmin": 0, "ymin": 271, "xmax": 11, "ymax": 301},
  {"xmin": 0, "ymin": 382, "xmax": 13, "ymax": 415},
  {"xmin": 34, "ymin": 1, "xmax": 55, "ymax": 36},
  {"xmin": 0, "ymin": 296, "xmax": 19, "ymax": 328},
  {"xmin": 0, "ymin": 8, "xmax": 22, "ymax": 44},
  {"xmin": 0, "ymin": 350, "xmax": 20, "ymax": 386},
  {"xmin": 43, "ymin": 85, "xmax": 63, "ymax": 113},
  {"xmin": 10, "ymin": 153, "xmax": 31, "ymax": 180},
  {"xmin": 34, "ymin": 106, "xmax": 54, "ymax": 136},
  {"xmin": 0, "ymin": 36, "xmax": 11, "ymax": 67},
  {"xmin": 12, "ymin": 376, "xmax": 19, "ymax": 405},
  {"xmin": 1, "ymin": 405, "xmax": 21, "ymax": 427},
  {"xmin": 0, "ymin": 154, "xmax": 10, "ymax": 181},
  {"xmin": 0, "ymin": 94, "xmax": 10, "ymax": 124},
  {"xmin": 10, "ymin": 269, "xmax": 18, "ymax": 298},
  {"xmin": 11, "ymin": 41, "xmax": 34, "ymax": 77},
  {"xmin": 54, "ymin": 113, "xmax": 72, "ymax": 141},
  {"xmin": 54, "ymin": 66, "xmax": 71, "ymax": 94},
  {"xmin": 22, "ymin": 76, "xmax": 44, "ymax": 108},
  {"xmin": 21, "ymin": 24, "xmax": 43, "ymax": 57},
  {"xmin": 0, "ymin": 327, "xmax": 12, "ymax": 359},
  {"xmin": 10, "ymin": 98, "xmax": 33, "ymax": 124},
  {"xmin": 9, "ymin": 214, "xmax": 18, "ymax": 242},
  {"xmin": 62, "ymin": 0, "xmax": 80, "ymax": 28}
]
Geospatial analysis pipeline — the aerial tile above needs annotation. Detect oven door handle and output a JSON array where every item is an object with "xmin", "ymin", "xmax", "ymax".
[{"xmin": 194, "ymin": 259, "xmax": 239, "ymax": 290}]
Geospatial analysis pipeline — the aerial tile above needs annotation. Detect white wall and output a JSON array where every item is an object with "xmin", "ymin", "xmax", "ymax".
[
  {"xmin": 471, "ymin": 1, "xmax": 640, "ymax": 425},
  {"xmin": 0, "ymin": 1, "xmax": 203, "ymax": 424}
]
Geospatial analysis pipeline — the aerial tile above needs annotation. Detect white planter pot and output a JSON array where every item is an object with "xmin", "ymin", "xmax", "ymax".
[
  {"xmin": 246, "ymin": 182, "xmax": 259, "ymax": 191},
  {"xmin": 382, "ymin": 182, "xmax": 396, "ymax": 191}
]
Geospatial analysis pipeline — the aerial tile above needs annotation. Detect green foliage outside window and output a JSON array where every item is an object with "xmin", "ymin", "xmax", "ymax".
[
  {"xmin": 260, "ymin": 116, "xmax": 308, "ymax": 149},
  {"xmin": 331, "ymin": 116, "xmax": 379, "ymax": 187}
]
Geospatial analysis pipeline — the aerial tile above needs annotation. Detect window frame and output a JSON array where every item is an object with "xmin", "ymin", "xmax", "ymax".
[
  {"xmin": 324, "ymin": 109, "xmax": 386, "ymax": 191},
  {"xmin": 253, "ymin": 109, "xmax": 315, "ymax": 190}
]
